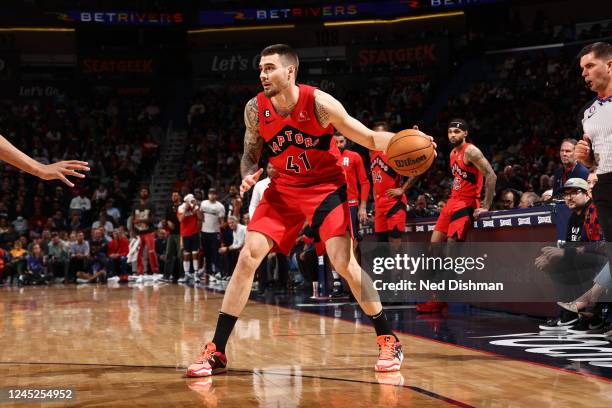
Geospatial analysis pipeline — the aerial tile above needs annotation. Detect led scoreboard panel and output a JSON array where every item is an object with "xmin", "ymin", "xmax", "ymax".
[{"xmin": 197, "ymin": 0, "xmax": 506, "ymax": 26}]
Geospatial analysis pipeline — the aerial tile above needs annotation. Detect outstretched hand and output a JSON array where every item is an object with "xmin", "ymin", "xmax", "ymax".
[
  {"xmin": 37, "ymin": 160, "xmax": 90, "ymax": 187},
  {"xmin": 240, "ymin": 168, "xmax": 264, "ymax": 197}
]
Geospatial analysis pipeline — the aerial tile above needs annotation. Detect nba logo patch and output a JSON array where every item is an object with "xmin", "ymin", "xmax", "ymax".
[
  {"xmin": 298, "ymin": 110, "xmax": 310, "ymax": 122},
  {"xmin": 587, "ymin": 105, "xmax": 596, "ymax": 118}
]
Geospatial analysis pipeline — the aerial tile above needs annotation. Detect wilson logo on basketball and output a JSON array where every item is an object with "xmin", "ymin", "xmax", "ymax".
[{"xmin": 393, "ymin": 154, "xmax": 427, "ymax": 168}]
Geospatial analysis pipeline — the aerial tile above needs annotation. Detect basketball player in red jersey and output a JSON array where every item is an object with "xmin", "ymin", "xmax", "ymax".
[
  {"xmin": 187, "ymin": 44, "xmax": 436, "ymax": 377},
  {"xmin": 334, "ymin": 133, "xmax": 370, "ymax": 243},
  {"xmin": 332, "ymin": 132, "xmax": 370, "ymax": 295},
  {"xmin": 370, "ymin": 122, "xmax": 418, "ymax": 246},
  {"xmin": 416, "ymin": 118, "xmax": 496, "ymax": 312},
  {"xmin": 0, "ymin": 135, "xmax": 89, "ymax": 186}
]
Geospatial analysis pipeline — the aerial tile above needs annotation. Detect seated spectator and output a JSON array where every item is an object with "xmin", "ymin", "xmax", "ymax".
[
  {"xmin": 91, "ymin": 183, "xmax": 109, "ymax": 209},
  {"xmin": 69, "ymin": 210, "xmax": 84, "ymax": 231},
  {"xmin": 12, "ymin": 215, "xmax": 28, "ymax": 236},
  {"xmin": 8, "ymin": 240, "xmax": 28, "ymax": 285},
  {"xmin": 498, "ymin": 189, "xmax": 519, "ymax": 210},
  {"xmin": 218, "ymin": 216, "xmax": 246, "ymax": 278},
  {"xmin": 107, "ymin": 227, "xmax": 129, "ymax": 278},
  {"xmin": 518, "ymin": 192, "xmax": 540, "ymax": 208},
  {"xmin": 104, "ymin": 199, "xmax": 121, "ymax": 223},
  {"xmin": 24, "ymin": 244, "xmax": 50, "ymax": 285},
  {"xmin": 50, "ymin": 210, "xmax": 67, "ymax": 231},
  {"xmin": 92, "ymin": 211, "xmax": 114, "ymax": 238},
  {"xmin": 69, "ymin": 231, "xmax": 90, "ymax": 283},
  {"xmin": 48, "ymin": 232, "xmax": 69, "ymax": 283},
  {"xmin": 89, "ymin": 227, "xmax": 109, "ymax": 277},
  {"xmin": 496, "ymin": 165, "xmax": 524, "ymax": 195},
  {"xmin": 69, "ymin": 189, "xmax": 92, "ymax": 217},
  {"xmin": 28, "ymin": 207, "xmax": 47, "ymax": 234},
  {"xmin": 541, "ymin": 189, "xmax": 553, "ymax": 202},
  {"xmin": 408, "ymin": 195, "xmax": 437, "ymax": 218}
]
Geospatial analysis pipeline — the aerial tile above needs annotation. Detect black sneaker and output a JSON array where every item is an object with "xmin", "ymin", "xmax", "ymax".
[
  {"xmin": 566, "ymin": 314, "xmax": 604, "ymax": 334},
  {"xmin": 567, "ymin": 316, "xmax": 590, "ymax": 334},
  {"xmin": 538, "ymin": 310, "xmax": 579, "ymax": 331}
]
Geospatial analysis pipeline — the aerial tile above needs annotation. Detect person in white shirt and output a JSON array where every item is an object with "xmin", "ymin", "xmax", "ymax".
[
  {"xmin": 104, "ymin": 199, "xmax": 121, "ymax": 223},
  {"xmin": 92, "ymin": 211, "xmax": 114, "ymax": 238},
  {"xmin": 247, "ymin": 163, "xmax": 288, "ymax": 293},
  {"xmin": 200, "ymin": 188, "xmax": 226, "ymax": 277},
  {"xmin": 249, "ymin": 162, "xmax": 275, "ymax": 219},
  {"xmin": 219, "ymin": 216, "xmax": 246, "ymax": 278},
  {"xmin": 69, "ymin": 190, "xmax": 92, "ymax": 215}
]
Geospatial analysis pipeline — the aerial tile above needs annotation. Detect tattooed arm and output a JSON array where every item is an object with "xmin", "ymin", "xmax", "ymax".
[
  {"xmin": 241, "ymin": 97, "xmax": 264, "ymax": 178},
  {"xmin": 464, "ymin": 145, "xmax": 497, "ymax": 215},
  {"xmin": 313, "ymin": 89, "xmax": 394, "ymax": 151},
  {"xmin": 239, "ymin": 97, "xmax": 265, "ymax": 197}
]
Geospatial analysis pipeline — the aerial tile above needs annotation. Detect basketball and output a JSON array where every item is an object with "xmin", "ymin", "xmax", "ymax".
[{"xmin": 385, "ymin": 129, "xmax": 435, "ymax": 177}]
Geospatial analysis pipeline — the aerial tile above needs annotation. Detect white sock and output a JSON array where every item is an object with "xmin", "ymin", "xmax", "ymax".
[
  {"xmin": 183, "ymin": 261, "xmax": 191, "ymax": 274},
  {"xmin": 192, "ymin": 258, "xmax": 199, "ymax": 272},
  {"xmin": 331, "ymin": 270, "xmax": 340, "ymax": 280}
]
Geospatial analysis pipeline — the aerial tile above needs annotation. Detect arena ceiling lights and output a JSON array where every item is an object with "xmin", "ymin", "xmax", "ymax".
[
  {"xmin": 323, "ymin": 11, "xmax": 464, "ymax": 27},
  {"xmin": 0, "ymin": 27, "xmax": 75, "ymax": 32},
  {"xmin": 188, "ymin": 24, "xmax": 295, "ymax": 34}
]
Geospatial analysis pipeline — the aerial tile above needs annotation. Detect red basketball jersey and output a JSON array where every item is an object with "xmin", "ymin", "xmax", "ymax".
[
  {"xmin": 177, "ymin": 204, "xmax": 200, "ymax": 237},
  {"xmin": 338, "ymin": 149, "xmax": 370, "ymax": 207},
  {"xmin": 257, "ymin": 84, "xmax": 345, "ymax": 187},
  {"xmin": 369, "ymin": 150, "xmax": 402, "ymax": 201},
  {"xmin": 450, "ymin": 143, "xmax": 483, "ymax": 200}
]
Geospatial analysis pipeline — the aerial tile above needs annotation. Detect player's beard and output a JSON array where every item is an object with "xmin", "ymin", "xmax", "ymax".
[
  {"xmin": 338, "ymin": 146, "xmax": 345, "ymax": 153},
  {"xmin": 450, "ymin": 137, "xmax": 464, "ymax": 147},
  {"xmin": 263, "ymin": 86, "xmax": 279, "ymax": 98}
]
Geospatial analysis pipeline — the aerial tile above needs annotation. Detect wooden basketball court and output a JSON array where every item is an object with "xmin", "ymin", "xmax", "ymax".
[{"xmin": 1, "ymin": 284, "xmax": 610, "ymax": 407}]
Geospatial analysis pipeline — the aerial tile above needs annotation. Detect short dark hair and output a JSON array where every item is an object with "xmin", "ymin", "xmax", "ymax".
[
  {"xmin": 261, "ymin": 44, "xmax": 299, "ymax": 73},
  {"xmin": 561, "ymin": 138, "xmax": 578, "ymax": 146},
  {"xmin": 577, "ymin": 42, "xmax": 612, "ymax": 60}
]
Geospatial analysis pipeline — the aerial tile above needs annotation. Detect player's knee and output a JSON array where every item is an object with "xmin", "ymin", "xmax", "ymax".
[{"xmin": 236, "ymin": 245, "xmax": 264, "ymax": 272}]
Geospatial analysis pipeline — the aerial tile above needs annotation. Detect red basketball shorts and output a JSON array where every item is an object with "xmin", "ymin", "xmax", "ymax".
[
  {"xmin": 248, "ymin": 181, "xmax": 350, "ymax": 255},
  {"xmin": 374, "ymin": 198, "xmax": 407, "ymax": 237},
  {"xmin": 434, "ymin": 197, "xmax": 478, "ymax": 240}
]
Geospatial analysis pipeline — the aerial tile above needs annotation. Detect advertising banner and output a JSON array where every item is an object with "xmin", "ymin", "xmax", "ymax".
[{"xmin": 198, "ymin": 0, "xmax": 506, "ymax": 26}]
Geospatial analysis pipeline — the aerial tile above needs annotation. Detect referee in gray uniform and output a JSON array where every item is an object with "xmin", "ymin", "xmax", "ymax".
[{"xmin": 575, "ymin": 42, "xmax": 612, "ymax": 275}]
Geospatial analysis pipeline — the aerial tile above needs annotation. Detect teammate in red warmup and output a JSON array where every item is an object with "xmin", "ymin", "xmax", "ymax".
[
  {"xmin": 417, "ymin": 118, "xmax": 496, "ymax": 313},
  {"xmin": 333, "ymin": 133, "xmax": 370, "ymax": 295},
  {"xmin": 335, "ymin": 132, "xmax": 370, "ymax": 242},
  {"xmin": 187, "ymin": 44, "xmax": 436, "ymax": 377},
  {"xmin": 370, "ymin": 122, "xmax": 417, "ymax": 247}
]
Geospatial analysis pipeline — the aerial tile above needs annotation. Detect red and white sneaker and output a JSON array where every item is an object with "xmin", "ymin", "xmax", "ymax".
[
  {"xmin": 186, "ymin": 342, "xmax": 227, "ymax": 377},
  {"xmin": 375, "ymin": 335, "xmax": 403, "ymax": 372}
]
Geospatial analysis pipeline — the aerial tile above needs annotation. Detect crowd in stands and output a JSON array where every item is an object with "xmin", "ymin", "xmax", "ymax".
[{"xmin": 0, "ymin": 95, "xmax": 162, "ymax": 285}]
